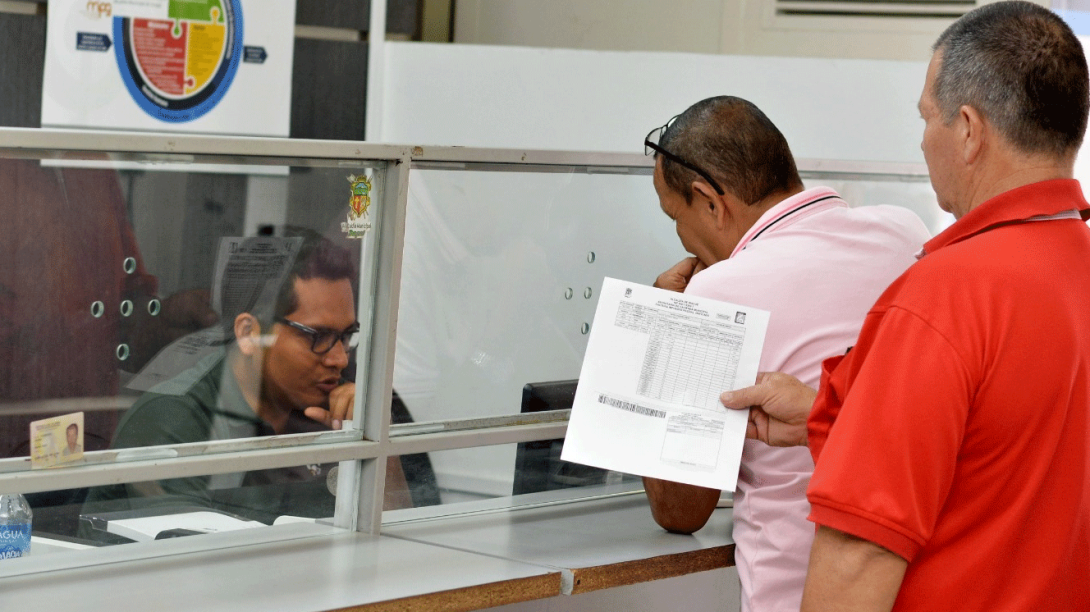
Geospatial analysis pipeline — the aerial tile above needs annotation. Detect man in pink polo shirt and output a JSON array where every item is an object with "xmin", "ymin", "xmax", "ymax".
[
  {"xmin": 720, "ymin": 3, "xmax": 1090, "ymax": 610},
  {"xmin": 641, "ymin": 96, "xmax": 930, "ymax": 612}
]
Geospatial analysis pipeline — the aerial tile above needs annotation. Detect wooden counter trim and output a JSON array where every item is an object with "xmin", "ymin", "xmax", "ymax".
[
  {"xmin": 329, "ymin": 572, "xmax": 562, "ymax": 612},
  {"xmin": 568, "ymin": 544, "xmax": 734, "ymax": 594}
]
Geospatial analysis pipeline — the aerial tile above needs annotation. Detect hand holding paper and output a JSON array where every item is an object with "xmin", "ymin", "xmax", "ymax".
[
  {"xmin": 721, "ymin": 372, "xmax": 816, "ymax": 448},
  {"xmin": 561, "ymin": 277, "xmax": 769, "ymax": 491}
]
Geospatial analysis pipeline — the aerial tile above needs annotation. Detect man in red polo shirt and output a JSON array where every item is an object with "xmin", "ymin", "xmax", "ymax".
[{"xmin": 720, "ymin": 2, "xmax": 1090, "ymax": 610}]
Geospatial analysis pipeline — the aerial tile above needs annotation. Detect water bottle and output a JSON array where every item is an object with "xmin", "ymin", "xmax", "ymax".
[{"xmin": 0, "ymin": 494, "xmax": 32, "ymax": 559}]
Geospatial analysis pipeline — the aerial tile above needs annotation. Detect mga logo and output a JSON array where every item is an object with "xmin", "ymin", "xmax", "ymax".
[{"xmin": 85, "ymin": 1, "xmax": 112, "ymax": 18}]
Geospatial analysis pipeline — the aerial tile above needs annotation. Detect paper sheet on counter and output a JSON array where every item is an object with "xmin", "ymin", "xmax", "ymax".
[
  {"xmin": 561, "ymin": 277, "xmax": 769, "ymax": 491},
  {"xmin": 106, "ymin": 512, "xmax": 265, "ymax": 542}
]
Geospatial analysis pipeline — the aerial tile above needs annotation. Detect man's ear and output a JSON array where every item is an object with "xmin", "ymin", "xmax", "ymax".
[
  {"xmin": 234, "ymin": 313, "xmax": 263, "ymax": 356},
  {"xmin": 959, "ymin": 104, "xmax": 985, "ymax": 165},
  {"xmin": 692, "ymin": 180, "xmax": 734, "ymax": 230}
]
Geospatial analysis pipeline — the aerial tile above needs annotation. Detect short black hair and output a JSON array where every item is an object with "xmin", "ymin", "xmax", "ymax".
[
  {"xmin": 933, "ymin": 0, "xmax": 1089, "ymax": 156},
  {"xmin": 272, "ymin": 227, "xmax": 356, "ymax": 321},
  {"xmin": 658, "ymin": 96, "xmax": 803, "ymax": 205}
]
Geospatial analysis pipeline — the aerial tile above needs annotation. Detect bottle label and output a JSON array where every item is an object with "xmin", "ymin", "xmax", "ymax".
[{"xmin": 0, "ymin": 524, "xmax": 31, "ymax": 559}]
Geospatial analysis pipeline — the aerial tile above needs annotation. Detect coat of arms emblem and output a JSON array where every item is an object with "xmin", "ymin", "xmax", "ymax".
[
  {"xmin": 348, "ymin": 174, "xmax": 372, "ymax": 219},
  {"xmin": 341, "ymin": 174, "xmax": 373, "ymax": 239}
]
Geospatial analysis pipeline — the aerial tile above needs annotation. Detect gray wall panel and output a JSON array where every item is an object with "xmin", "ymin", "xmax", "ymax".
[
  {"xmin": 296, "ymin": 0, "xmax": 369, "ymax": 30},
  {"xmin": 387, "ymin": 0, "xmax": 423, "ymax": 38},
  {"xmin": 0, "ymin": 12, "xmax": 46, "ymax": 128},
  {"xmin": 290, "ymin": 39, "xmax": 368, "ymax": 140},
  {"xmin": 296, "ymin": 0, "xmax": 419, "ymax": 37}
]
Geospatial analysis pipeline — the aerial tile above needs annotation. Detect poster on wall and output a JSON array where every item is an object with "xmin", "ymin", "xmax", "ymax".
[{"xmin": 41, "ymin": 0, "xmax": 295, "ymax": 137}]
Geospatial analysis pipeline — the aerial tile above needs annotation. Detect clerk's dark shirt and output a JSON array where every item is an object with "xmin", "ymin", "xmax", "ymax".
[{"xmin": 82, "ymin": 351, "xmax": 335, "ymax": 525}]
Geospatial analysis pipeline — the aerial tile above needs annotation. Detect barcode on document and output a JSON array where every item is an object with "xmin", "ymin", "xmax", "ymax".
[{"xmin": 598, "ymin": 394, "xmax": 666, "ymax": 419}]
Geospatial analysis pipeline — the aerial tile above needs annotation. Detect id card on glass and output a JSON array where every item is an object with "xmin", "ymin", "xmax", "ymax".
[{"xmin": 30, "ymin": 412, "xmax": 85, "ymax": 468}]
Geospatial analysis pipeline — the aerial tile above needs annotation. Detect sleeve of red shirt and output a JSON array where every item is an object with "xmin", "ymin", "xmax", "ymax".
[{"xmin": 807, "ymin": 305, "xmax": 975, "ymax": 561}]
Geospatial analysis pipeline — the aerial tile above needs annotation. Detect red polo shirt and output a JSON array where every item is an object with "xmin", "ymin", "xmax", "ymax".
[{"xmin": 807, "ymin": 179, "xmax": 1090, "ymax": 611}]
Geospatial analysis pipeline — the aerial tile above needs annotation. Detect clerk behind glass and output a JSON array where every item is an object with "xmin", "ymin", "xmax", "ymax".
[{"xmin": 84, "ymin": 232, "xmax": 411, "ymax": 523}]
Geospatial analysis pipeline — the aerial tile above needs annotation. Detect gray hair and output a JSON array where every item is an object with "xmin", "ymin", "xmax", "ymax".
[
  {"xmin": 933, "ymin": 0, "xmax": 1089, "ymax": 157},
  {"xmin": 659, "ymin": 96, "xmax": 803, "ymax": 205}
]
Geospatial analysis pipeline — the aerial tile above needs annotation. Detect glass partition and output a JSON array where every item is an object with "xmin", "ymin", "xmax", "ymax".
[
  {"xmin": 392, "ymin": 165, "xmax": 678, "ymax": 506},
  {"xmin": 394, "ymin": 167, "xmax": 682, "ymax": 420},
  {"xmin": 390, "ymin": 156, "xmax": 940, "ymax": 512},
  {"xmin": 0, "ymin": 134, "xmax": 940, "ymax": 566},
  {"xmin": 0, "ymin": 133, "xmax": 407, "ymax": 554}
]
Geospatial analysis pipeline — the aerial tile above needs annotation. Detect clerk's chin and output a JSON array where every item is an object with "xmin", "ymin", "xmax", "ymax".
[
  {"xmin": 285, "ymin": 388, "xmax": 330, "ymax": 413},
  {"xmin": 306, "ymin": 391, "xmax": 332, "ymax": 409}
]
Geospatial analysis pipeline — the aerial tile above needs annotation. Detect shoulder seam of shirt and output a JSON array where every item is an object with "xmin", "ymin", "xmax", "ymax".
[
  {"xmin": 808, "ymin": 494, "xmax": 929, "ymax": 548},
  {"xmin": 867, "ymin": 303, "xmax": 975, "ymax": 380}
]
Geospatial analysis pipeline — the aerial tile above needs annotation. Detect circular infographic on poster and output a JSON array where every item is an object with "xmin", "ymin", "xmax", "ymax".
[{"xmin": 113, "ymin": 0, "xmax": 244, "ymax": 123}]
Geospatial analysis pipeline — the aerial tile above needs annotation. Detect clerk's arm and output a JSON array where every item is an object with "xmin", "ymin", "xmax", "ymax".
[
  {"xmin": 305, "ymin": 383, "xmax": 413, "ymax": 510},
  {"xmin": 801, "ymin": 526, "xmax": 908, "ymax": 612}
]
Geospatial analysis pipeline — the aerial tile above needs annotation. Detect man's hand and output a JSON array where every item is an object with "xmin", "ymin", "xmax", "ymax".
[
  {"xmin": 720, "ymin": 372, "xmax": 816, "ymax": 447},
  {"xmin": 654, "ymin": 257, "xmax": 706, "ymax": 293},
  {"xmin": 305, "ymin": 382, "xmax": 355, "ymax": 430}
]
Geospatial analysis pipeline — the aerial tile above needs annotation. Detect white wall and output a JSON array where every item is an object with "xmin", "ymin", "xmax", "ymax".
[
  {"xmin": 452, "ymin": 0, "xmax": 965, "ymax": 61},
  {"xmin": 454, "ymin": 0, "xmax": 726, "ymax": 55},
  {"xmin": 381, "ymin": 42, "xmax": 929, "ymax": 163}
]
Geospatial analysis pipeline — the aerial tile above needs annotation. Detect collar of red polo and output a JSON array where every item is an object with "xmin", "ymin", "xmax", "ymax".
[
  {"xmin": 920, "ymin": 179, "xmax": 1089, "ymax": 258},
  {"xmin": 730, "ymin": 187, "xmax": 846, "ymax": 258}
]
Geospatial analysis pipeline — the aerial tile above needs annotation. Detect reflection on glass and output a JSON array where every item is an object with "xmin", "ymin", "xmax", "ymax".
[
  {"xmin": 390, "ymin": 391, "xmax": 442, "ymax": 508},
  {"xmin": 384, "ymin": 443, "xmax": 638, "ymax": 516},
  {"xmin": 32, "ymin": 462, "xmax": 340, "ymax": 546}
]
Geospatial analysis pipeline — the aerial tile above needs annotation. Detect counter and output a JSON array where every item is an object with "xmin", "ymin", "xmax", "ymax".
[{"xmin": 1, "ymin": 494, "xmax": 734, "ymax": 611}]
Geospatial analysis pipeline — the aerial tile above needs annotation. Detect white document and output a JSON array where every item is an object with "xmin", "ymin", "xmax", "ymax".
[
  {"xmin": 561, "ymin": 277, "xmax": 769, "ymax": 491},
  {"xmin": 127, "ymin": 236, "xmax": 301, "ymax": 392},
  {"xmin": 106, "ymin": 511, "xmax": 264, "ymax": 542}
]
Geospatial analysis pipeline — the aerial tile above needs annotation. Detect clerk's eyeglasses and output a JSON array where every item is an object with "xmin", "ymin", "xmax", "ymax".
[
  {"xmin": 644, "ymin": 115, "xmax": 725, "ymax": 196},
  {"xmin": 277, "ymin": 318, "xmax": 360, "ymax": 355}
]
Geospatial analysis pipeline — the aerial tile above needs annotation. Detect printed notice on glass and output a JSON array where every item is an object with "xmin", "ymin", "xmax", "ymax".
[
  {"xmin": 561, "ymin": 277, "xmax": 769, "ymax": 491},
  {"xmin": 127, "ymin": 236, "xmax": 301, "ymax": 392}
]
